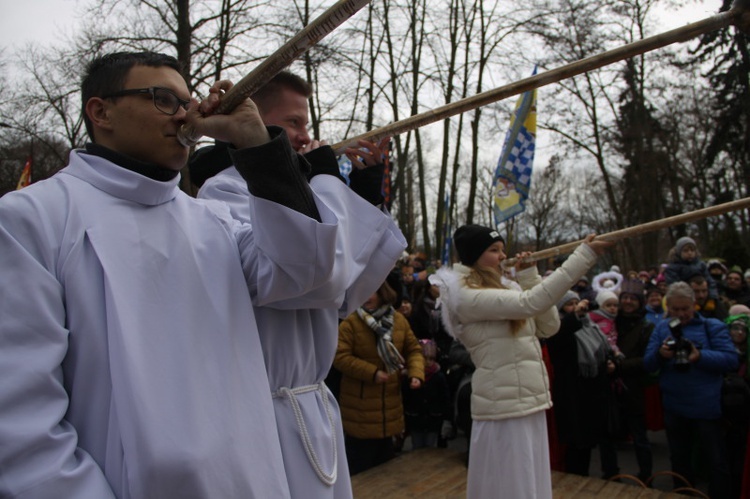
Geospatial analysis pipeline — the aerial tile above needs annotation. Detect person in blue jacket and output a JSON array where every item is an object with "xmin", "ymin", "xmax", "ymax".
[{"xmin": 644, "ymin": 281, "xmax": 737, "ymax": 498}]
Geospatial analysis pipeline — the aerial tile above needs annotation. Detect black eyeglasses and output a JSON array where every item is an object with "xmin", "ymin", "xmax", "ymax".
[{"xmin": 102, "ymin": 87, "xmax": 190, "ymax": 115}]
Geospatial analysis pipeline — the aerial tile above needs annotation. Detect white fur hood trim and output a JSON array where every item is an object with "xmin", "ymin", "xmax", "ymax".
[{"xmin": 429, "ymin": 267, "xmax": 463, "ymax": 339}]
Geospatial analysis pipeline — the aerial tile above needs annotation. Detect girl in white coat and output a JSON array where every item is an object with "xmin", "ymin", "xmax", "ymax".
[{"xmin": 430, "ymin": 225, "xmax": 611, "ymax": 498}]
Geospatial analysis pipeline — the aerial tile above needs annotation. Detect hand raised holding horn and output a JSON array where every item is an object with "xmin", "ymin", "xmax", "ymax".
[
  {"xmin": 183, "ymin": 80, "xmax": 270, "ymax": 149},
  {"xmin": 583, "ymin": 234, "xmax": 615, "ymax": 256},
  {"xmin": 344, "ymin": 137, "xmax": 391, "ymax": 170}
]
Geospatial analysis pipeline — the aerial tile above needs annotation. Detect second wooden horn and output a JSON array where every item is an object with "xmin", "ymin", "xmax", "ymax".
[
  {"xmin": 332, "ymin": 4, "xmax": 745, "ymax": 153},
  {"xmin": 178, "ymin": 0, "xmax": 373, "ymax": 147},
  {"xmin": 502, "ymin": 197, "xmax": 750, "ymax": 267}
]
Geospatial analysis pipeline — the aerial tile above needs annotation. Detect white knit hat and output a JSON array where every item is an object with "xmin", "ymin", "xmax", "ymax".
[{"xmin": 596, "ymin": 290, "xmax": 618, "ymax": 308}]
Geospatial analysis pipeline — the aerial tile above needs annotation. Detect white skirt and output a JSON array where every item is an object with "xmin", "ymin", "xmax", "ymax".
[{"xmin": 467, "ymin": 410, "xmax": 551, "ymax": 499}]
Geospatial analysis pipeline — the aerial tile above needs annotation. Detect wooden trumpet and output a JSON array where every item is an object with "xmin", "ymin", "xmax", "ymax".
[
  {"xmin": 331, "ymin": 4, "xmax": 747, "ymax": 154},
  {"xmin": 177, "ymin": 0, "xmax": 373, "ymax": 147},
  {"xmin": 502, "ymin": 197, "xmax": 750, "ymax": 267}
]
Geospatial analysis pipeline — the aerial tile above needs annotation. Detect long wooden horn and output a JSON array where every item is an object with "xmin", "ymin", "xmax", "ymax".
[
  {"xmin": 178, "ymin": 0, "xmax": 373, "ymax": 146},
  {"xmin": 332, "ymin": 4, "xmax": 747, "ymax": 153},
  {"xmin": 501, "ymin": 197, "xmax": 750, "ymax": 267}
]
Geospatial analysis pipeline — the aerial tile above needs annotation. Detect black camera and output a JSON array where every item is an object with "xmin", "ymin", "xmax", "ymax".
[{"xmin": 665, "ymin": 318, "xmax": 692, "ymax": 371}]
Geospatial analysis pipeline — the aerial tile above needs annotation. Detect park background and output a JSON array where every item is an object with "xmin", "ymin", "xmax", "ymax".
[{"xmin": 1, "ymin": 0, "xmax": 748, "ymax": 272}]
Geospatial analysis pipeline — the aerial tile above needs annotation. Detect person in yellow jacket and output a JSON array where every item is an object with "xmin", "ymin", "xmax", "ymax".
[{"xmin": 335, "ymin": 280, "xmax": 425, "ymax": 475}]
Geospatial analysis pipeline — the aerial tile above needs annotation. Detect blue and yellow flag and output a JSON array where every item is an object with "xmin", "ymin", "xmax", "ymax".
[{"xmin": 492, "ymin": 67, "xmax": 537, "ymax": 226}]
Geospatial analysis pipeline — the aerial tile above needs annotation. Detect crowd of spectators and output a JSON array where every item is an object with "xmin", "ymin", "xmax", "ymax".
[{"xmin": 330, "ymin": 237, "xmax": 750, "ymax": 498}]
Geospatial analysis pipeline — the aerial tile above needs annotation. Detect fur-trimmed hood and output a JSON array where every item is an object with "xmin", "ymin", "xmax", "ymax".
[{"xmin": 429, "ymin": 266, "xmax": 522, "ymax": 340}]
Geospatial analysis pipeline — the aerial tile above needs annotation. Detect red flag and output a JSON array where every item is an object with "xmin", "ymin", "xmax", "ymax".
[{"xmin": 16, "ymin": 156, "xmax": 32, "ymax": 190}]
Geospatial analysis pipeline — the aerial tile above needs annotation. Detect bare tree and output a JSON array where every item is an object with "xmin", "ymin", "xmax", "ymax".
[
  {"xmin": 82, "ymin": 0, "xmax": 270, "ymax": 91},
  {"xmin": 515, "ymin": 156, "xmax": 576, "ymax": 251},
  {"xmin": 530, "ymin": 0, "xmax": 627, "ymax": 232}
]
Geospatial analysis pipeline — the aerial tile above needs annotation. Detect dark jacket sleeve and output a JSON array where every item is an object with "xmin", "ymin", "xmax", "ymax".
[
  {"xmin": 664, "ymin": 263, "xmax": 680, "ymax": 285},
  {"xmin": 643, "ymin": 322, "xmax": 668, "ymax": 373},
  {"xmin": 618, "ymin": 321, "xmax": 653, "ymax": 378},
  {"xmin": 305, "ymin": 146, "xmax": 386, "ymax": 206},
  {"xmin": 447, "ymin": 340, "xmax": 475, "ymax": 371},
  {"xmin": 188, "ymin": 141, "xmax": 233, "ymax": 188},
  {"xmin": 348, "ymin": 163, "xmax": 385, "ymax": 206},
  {"xmin": 304, "ymin": 146, "xmax": 347, "ymax": 184},
  {"xmin": 702, "ymin": 262, "xmax": 720, "ymax": 298},
  {"xmin": 229, "ymin": 126, "xmax": 320, "ymax": 221},
  {"xmin": 546, "ymin": 312, "xmax": 581, "ymax": 372}
]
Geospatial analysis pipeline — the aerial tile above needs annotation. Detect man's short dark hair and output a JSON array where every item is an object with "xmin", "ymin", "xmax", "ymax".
[
  {"xmin": 250, "ymin": 71, "xmax": 312, "ymax": 114},
  {"xmin": 688, "ymin": 275, "xmax": 708, "ymax": 286},
  {"xmin": 188, "ymin": 70, "xmax": 313, "ymax": 188},
  {"xmin": 81, "ymin": 52, "xmax": 183, "ymax": 141}
]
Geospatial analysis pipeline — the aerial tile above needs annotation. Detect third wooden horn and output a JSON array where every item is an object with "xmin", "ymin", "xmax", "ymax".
[
  {"xmin": 502, "ymin": 197, "xmax": 750, "ymax": 267},
  {"xmin": 179, "ymin": 0, "xmax": 372, "ymax": 146},
  {"xmin": 332, "ymin": 4, "xmax": 746, "ymax": 153}
]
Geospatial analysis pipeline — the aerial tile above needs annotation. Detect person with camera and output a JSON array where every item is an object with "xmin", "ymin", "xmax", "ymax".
[{"xmin": 644, "ymin": 282, "xmax": 737, "ymax": 498}]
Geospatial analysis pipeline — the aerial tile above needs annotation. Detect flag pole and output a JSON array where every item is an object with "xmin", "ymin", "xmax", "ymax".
[
  {"xmin": 331, "ymin": 4, "xmax": 746, "ymax": 154},
  {"xmin": 178, "ymin": 0, "xmax": 372, "ymax": 146},
  {"xmin": 502, "ymin": 197, "xmax": 750, "ymax": 267}
]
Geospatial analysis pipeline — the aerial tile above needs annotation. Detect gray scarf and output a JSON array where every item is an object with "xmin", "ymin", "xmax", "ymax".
[
  {"xmin": 357, "ymin": 305, "xmax": 405, "ymax": 374},
  {"xmin": 574, "ymin": 315, "xmax": 611, "ymax": 378}
]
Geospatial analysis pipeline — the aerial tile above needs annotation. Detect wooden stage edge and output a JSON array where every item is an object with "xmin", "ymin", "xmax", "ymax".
[{"xmin": 351, "ymin": 447, "xmax": 692, "ymax": 498}]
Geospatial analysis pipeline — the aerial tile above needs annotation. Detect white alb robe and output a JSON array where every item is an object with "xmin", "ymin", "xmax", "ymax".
[
  {"xmin": 0, "ymin": 149, "xmax": 397, "ymax": 498},
  {"xmin": 199, "ymin": 166, "xmax": 405, "ymax": 498},
  {"xmin": 467, "ymin": 412, "xmax": 552, "ymax": 499}
]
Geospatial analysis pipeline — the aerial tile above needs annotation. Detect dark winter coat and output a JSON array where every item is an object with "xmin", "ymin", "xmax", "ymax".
[
  {"xmin": 697, "ymin": 298, "xmax": 729, "ymax": 321},
  {"xmin": 546, "ymin": 312, "xmax": 611, "ymax": 446},
  {"xmin": 409, "ymin": 295, "xmax": 453, "ymax": 367},
  {"xmin": 614, "ymin": 311, "xmax": 654, "ymax": 415},
  {"xmin": 403, "ymin": 368, "xmax": 451, "ymax": 433},
  {"xmin": 721, "ymin": 283, "xmax": 750, "ymax": 309},
  {"xmin": 665, "ymin": 258, "xmax": 718, "ymax": 298}
]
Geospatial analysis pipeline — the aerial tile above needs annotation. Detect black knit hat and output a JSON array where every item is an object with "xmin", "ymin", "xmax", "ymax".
[{"xmin": 453, "ymin": 224, "xmax": 504, "ymax": 266}]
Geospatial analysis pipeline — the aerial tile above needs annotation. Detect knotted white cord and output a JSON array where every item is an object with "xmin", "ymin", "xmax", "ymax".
[{"xmin": 274, "ymin": 383, "xmax": 338, "ymax": 486}]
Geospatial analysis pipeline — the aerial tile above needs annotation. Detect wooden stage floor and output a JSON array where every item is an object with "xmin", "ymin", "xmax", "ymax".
[{"xmin": 351, "ymin": 448, "xmax": 692, "ymax": 498}]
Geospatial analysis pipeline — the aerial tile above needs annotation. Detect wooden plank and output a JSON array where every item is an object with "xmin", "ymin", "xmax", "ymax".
[
  {"xmin": 552, "ymin": 471, "xmax": 591, "ymax": 496},
  {"xmin": 351, "ymin": 448, "xmax": 693, "ymax": 498}
]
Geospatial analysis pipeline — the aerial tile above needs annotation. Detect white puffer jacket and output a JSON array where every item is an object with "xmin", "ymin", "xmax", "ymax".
[{"xmin": 432, "ymin": 244, "xmax": 598, "ymax": 421}]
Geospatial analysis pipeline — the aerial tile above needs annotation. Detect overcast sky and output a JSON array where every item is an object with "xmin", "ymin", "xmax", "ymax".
[
  {"xmin": 1, "ymin": 0, "xmax": 82, "ymax": 51},
  {"xmin": 0, "ymin": 0, "xmax": 720, "ymax": 52}
]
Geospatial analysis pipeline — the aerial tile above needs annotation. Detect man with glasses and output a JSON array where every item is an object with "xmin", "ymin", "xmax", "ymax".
[
  {"xmin": 0, "ymin": 52, "xmax": 405, "ymax": 498},
  {"xmin": 103, "ymin": 86, "xmax": 191, "ymax": 114}
]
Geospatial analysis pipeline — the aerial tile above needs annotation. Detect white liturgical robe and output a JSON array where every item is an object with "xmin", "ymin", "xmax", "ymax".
[
  {"xmin": 199, "ymin": 166, "xmax": 406, "ymax": 498},
  {"xmin": 0, "ymin": 145, "xmax": 402, "ymax": 498}
]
